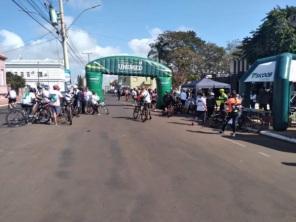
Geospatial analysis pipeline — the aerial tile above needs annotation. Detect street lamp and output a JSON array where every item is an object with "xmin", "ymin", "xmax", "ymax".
[{"xmin": 67, "ymin": 3, "xmax": 101, "ymax": 31}]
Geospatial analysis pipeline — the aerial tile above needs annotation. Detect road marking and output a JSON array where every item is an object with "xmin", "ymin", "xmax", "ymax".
[
  {"xmin": 222, "ymin": 137, "xmax": 246, "ymax": 148},
  {"xmin": 258, "ymin": 152, "xmax": 270, "ymax": 158}
]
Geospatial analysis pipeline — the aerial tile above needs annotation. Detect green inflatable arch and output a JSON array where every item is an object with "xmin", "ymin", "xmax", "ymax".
[{"xmin": 85, "ymin": 55, "xmax": 172, "ymax": 107}]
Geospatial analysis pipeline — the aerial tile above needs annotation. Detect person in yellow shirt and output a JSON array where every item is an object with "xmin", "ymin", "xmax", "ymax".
[{"xmin": 219, "ymin": 91, "xmax": 242, "ymax": 137}]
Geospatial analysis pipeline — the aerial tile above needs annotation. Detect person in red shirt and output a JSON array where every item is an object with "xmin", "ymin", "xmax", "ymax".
[{"xmin": 219, "ymin": 91, "xmax": 242, "ymax": 137}]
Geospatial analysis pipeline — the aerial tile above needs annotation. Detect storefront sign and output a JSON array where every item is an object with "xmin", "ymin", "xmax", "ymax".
[
  {"xmin": 245, "ymin": 61, "xmax": 276, "ymax": 82},
  {"xmin": 289, "ymin": 60, "xmax": 296, "ymax": 82}
]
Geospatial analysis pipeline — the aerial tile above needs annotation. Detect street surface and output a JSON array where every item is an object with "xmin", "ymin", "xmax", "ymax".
[{"xmin": 0, "ymin": 95, "xmax": 296, "ymax": 222}]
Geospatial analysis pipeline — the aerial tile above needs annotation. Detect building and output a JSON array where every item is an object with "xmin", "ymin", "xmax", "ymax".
[
  {"xmin": 0, "ymin": 53, "xmax": 7, "ymax": 95},
  {"xmin": 6, "ymin": 59, "xmax": 66, "ymax": 91},
  {"xmin": 118, "ymin": 76, "xmax": 157, "ymax": 89}
]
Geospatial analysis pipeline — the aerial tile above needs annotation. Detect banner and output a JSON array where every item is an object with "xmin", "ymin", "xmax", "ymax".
[
  {"xmin": 289, "ymin": 60, "xmax": 296, "ymax": 82},
  {"xmin": 244, "ymin": 61, "xmax": 276, "ymax": 82}
]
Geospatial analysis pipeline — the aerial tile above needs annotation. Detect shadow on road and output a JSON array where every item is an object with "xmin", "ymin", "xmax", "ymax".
[
  {"xmin": 281, "ymin": 162, "xmax": 296, "ymax": 167},
  {"xmin": 107, "ymin": 104, "xmax": 133, "ymax": 107},
  {"xmin": 186, "ymin": 129, "xmax": 218, "ymax": 135},
  {"xmin": 225, "ymin": 134, "xmax": 296, "ymax": 153},
  {"xmin": 168, "ymin": 121, "xmax": 193, "ymax": 126}
]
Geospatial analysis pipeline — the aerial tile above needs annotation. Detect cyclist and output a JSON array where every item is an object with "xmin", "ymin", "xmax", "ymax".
[
  {"xmin": 6, "ymin": 86, "xmax": 17, "ymax": 109},
  {"xmin": 140, "ymin": 87, "xmax": 152, "ymax": 120},
  {"xmin": 219, "ymin": 91, "xmax": 242, "ymax": 137},
  {"xmin": 163, "ymin": 91, "xmax": 173, "ymax": 112}
]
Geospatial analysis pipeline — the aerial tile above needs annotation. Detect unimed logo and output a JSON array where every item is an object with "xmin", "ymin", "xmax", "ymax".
[{"xmin": 118, "ymin": 61, "xmax": 143, "ymax": 72}]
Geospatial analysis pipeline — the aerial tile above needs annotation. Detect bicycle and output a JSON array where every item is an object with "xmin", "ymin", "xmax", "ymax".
[
  {"xmin": 132, "ymin": 102, "xmax": 149, "ymax": 122},
  {"xmin": 6, "ymin": 99, "xmax": 51, "ymax": 127},
  {"xmin": 237, "ymin": 109, "xmax": 264, "ymax": 132},
  {"xmin": 58, "ymin": 97, "xmax": 73, "ymax": 125},
  {"xmin": 97, "ymin": 101, "xmax": 109, "ymax": 115}
]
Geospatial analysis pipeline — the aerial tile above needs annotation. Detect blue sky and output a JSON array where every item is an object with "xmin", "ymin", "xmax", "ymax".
[{"xmin": 0, "ymin": 0, "xmax": 295, "ymax": 82}]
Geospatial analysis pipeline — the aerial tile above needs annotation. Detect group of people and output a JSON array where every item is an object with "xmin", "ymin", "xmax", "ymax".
[
  {"xmin": 117, "ymin": 87, "xmax": 157, "ymax": 105},
  {"xmin": 6, "ymin": 84, "xmax": 103, "ymax": 126},
  {"xmin": 162, "ymin": 88, "xmax": 242, "ymax": 137}
]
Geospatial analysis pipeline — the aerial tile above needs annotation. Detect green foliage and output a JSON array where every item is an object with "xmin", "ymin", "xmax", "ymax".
[
  {"xmin": 6, "ymin": 72, "xmax": 25, "ymax": 92},
  {"xmin": 77, "ymin": 74, "xmax": 84, "ymax": 89},
  {"xmin": 148, "ymin": 31, "xmax": 229, "ymax": 88},
  {"xmin": 240, "ymin": 6, "xmax": 296, "ymax": 63}
]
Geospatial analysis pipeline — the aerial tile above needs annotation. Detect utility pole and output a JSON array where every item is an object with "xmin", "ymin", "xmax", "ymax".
[
  {"xmin": 58, "ymin": 0, "xmax": 70, "ymax": 82},
  {"xmin": 82, "ymin": 52, "xmax": 93, "ymax": 63}
]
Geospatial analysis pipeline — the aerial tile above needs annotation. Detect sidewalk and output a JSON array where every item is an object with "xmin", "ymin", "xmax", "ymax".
[{"xmin": 260, "ymin": 128, "xmax": 296, "ymax": 144}]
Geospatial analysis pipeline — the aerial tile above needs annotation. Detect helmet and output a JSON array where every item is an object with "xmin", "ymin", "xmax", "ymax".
[{"xmin": 219, "ymin": 88, "xmax": 225, "ymax": 93}]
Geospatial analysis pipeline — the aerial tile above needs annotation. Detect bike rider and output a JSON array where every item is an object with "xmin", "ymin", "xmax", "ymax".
[
  {"xmin": 219, "ymin": 91, "xmax": 242, "ymax": 137},
  {"xmin": 140, "ymin": 87, "xmax": 152, "ymax": 120},
  {"xmin": 163, "ymin": 91, "xmax": 174, "ymax": 113}
]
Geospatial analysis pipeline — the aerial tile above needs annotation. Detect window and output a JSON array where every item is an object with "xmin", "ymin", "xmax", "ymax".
[
  {"xmin": 38, "ymin": 72, "xmax": 43, "ymax": 77},
  {"xmin": 27, "ymin": 73, "xmax": 30, "ymax": 77},
  {"xmin": 20, "ymin": 72, "xmax": 24, "ymax": 77},
  {"xmin": 14, "ymin": 72, "xmax": 17, "ymax": 75},
  {"xmin": 44, "ymin": 73, "xmax": 48, "ymax": 77}
]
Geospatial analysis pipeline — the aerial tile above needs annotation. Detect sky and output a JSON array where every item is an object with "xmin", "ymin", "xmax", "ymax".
[{"xmin": 0, "ymin": 0, "xmax": 295, "ymax": 85}]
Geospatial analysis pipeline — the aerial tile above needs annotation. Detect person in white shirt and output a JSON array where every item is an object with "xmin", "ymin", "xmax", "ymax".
[
  {"xmin": 6, "ymin": 86, "xmax": 17, "ymax": 108},
  {"xmin": 91, "ymin": 92, "xmax": 101, "ymax": 115},
  {"xmin": 195, "ymin": 92, "xmax": 207, "ymax": 124},
  {"xmin": 180, "ymin": 89, "xmax": 187, "ymax": 106},
  {"xmin": 50, "ymin": 84, "xmax": 63, "ymax": 125},
  {"xmin": 140, "ymin": 87, "xmax": 152, "ymax": 120}
]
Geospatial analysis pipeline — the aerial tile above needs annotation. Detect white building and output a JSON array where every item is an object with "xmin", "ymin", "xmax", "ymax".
[{"xmin": 6, "ymin": 59, "xmax": 66, "ymax": 91}]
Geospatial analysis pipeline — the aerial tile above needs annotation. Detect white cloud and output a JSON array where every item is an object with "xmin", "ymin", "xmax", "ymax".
[
  {"xmin": 128, "ymin": 38, "xmax": 152, "ymax": 56},
  {"xmin": 64, "ymin": 16, "xmax": 74, "ymax": 27},
  {"xmin": 128, "ymin": 27, "xmax": 163, "ymax": 56},
  {"xmin": 0, "ymin": 29, "xmax": 24, "ymax": 50},
  {"xmin": 1, "ymin": 28, "xmax": 120, "ymax": 83}
]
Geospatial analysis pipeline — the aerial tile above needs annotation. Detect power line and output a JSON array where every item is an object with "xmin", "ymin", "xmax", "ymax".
[
  {"xmin": 25, "ymin": 0, "xmax": 51, "ymax": 24},
  {"xmin": 10, "ymin": 0, "xmax": 59, "ymax": 40}
]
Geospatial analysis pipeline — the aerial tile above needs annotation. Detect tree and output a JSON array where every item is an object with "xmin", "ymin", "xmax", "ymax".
[
  {"xmin": 240, "ymin": 6, "xmax": 296, "ymax": 63},
  {"xmin": 148, "ymin": 31, "xmax": 230, "ymax": 88},
  {"xmin": 77, "ymin": 74, "xmax": 84, "ymax": 89},
  {"xmin": 6, "ymin": 72, "xmax": 25, "ymax": 93}
]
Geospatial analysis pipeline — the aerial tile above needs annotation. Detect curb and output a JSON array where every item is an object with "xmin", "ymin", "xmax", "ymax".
[{"xmin": 260, "ymin": 130, "xmax": 296, "ymax": 144}]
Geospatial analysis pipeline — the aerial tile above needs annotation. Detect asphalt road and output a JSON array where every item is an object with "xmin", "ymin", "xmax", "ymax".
[{"xmin": 0, "ymin": 95, "xmax": 296, "ymax": 222}]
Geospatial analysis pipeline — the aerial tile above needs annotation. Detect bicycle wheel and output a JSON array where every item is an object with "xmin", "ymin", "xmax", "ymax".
[
  {"xmin": 98, "ymin": 105, "xmax": 109, "ymax": 115},
  {"xmin": 85, "ymin": 105, "xmax": 93, "ymax": 115},
  {"xmin": 141, "ymin": 108, "xmax": 148, "ymax": 122},
  {"xmin": 66, "ymin": 107, "xmax": 73, "ymax": 125},
  {"xmin": 38, "ymin": 109, "xmax": 51, "ymax": 124},
  {"xmin": 133, "ymin": 106, "xmax": 139, "ymax": 119},
  {"xmin": 6, "ymin": 109, "xmax": 26, "ymax": 127}
]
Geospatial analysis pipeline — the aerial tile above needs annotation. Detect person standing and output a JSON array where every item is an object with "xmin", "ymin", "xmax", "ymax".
[
  {"xmin": 219, "ymin": 91, "xmax": 241, "ymax": 137},
  {"xmin": 206, "ymin": 92, "xmax": 216, "ymax": 118},
  {"xmin": 195, "ymin": 92, "xmax": 207, "ymax": 125},
  {"xmin": 6, "ymin": 86, "xmax": 17, "ymax": 109},
  {"xmin": 180, "ymin": 89, "xmax": 187, "ymax": 107},
  {"xmin": 49, "ymin": 85, "xmax": 63, "ymax": 126}
]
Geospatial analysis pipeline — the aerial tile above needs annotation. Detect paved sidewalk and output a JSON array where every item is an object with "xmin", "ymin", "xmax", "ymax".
[{"xmin": 260, "ymin": 128, "xmax": 296, "ymax": 144}]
